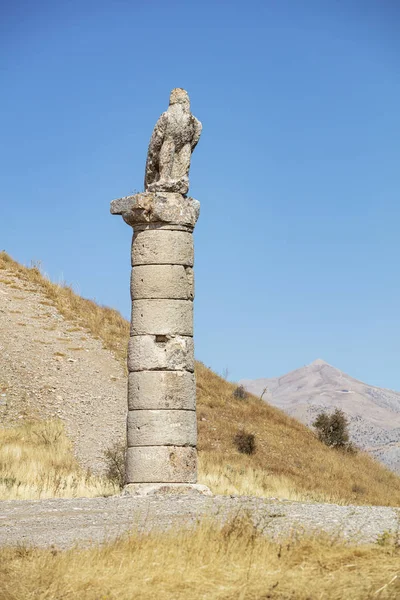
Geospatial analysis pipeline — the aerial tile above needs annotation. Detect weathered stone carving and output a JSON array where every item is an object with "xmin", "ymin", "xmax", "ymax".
[{"xmin": 144, "ymin": 88, "xmax": 202, "ymax": 195}]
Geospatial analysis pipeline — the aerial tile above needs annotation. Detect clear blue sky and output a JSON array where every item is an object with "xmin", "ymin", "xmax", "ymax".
[{"xmin": 1, "ymin": 1, "xmax": 400, "ymax": 388}]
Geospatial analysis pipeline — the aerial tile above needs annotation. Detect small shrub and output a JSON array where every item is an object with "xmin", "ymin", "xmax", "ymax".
[
  {"xmin": 313, "ymin": 408, "xmax": 355, "ymax": 452},
  {"xmin": 234, "ymin": 430, "xmax": 256, "ymax": 455},
  {"xmin": 233, "ymin": 385, "xmax": 247, "ymax": 400},
  {"xmin": 103, "ymin": 442, "xmax": 126, "ymax": 488},
  {"xmin": 376, "ymin": 531, "xmax": 394, "ymax": 547},
  {"xmin": 32, "ymin": 421, "xmax": 63, "ymax": 446},
  {"xmin": 351, "ymin": 483, "xmax": 366, "ymax": 495},
  {"xmin": 342, "ymin": 442, "xmax": 357, "ymax": 455}
]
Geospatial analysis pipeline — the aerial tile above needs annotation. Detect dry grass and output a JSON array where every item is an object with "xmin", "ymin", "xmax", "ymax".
[
  {"xmin": 0, "ymin": 420, "xmax": 118, "ymax": 500},
  {"xmin": 2, "ymin": 250, "xmax": 400, "ymax": 506},
  {"xmin": 198, "ymin": 454, "xmax": 327, "ymax": 502},
  {"xmin": 1, "ymin": 515, "xmax": 400, "ymax": 600}
]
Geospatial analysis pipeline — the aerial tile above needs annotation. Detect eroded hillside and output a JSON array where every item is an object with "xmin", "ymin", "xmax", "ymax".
[{"xmin": 0, "ymin": 257, "xmax": 126, "ymax": 473}]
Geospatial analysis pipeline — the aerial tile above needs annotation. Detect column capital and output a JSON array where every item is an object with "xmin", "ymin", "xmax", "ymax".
[{"xmin": 110, "ymin": 192, "xmax": 200, "ymax": 230}]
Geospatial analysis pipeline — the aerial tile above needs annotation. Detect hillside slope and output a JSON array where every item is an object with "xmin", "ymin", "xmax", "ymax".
[
  {"xmin": 2, "ymin": 251, "xmax": 400, "ymax": 506},
  {"xmin": 240, "ymin": 359, "xmax": 400, "ymax": 473},
  {"xmin": 0, "ymin": 259, "xmax": 126, "ymax": 473}
]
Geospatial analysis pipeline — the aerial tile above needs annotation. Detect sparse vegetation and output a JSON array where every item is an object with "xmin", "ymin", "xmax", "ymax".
[
  {"xmin": 1, "ymin": 514, "xmax": 400, "ymax": 600},
  {"xmin": 233, "ymin": 430, "xmax": 256, "ymax": 455}
]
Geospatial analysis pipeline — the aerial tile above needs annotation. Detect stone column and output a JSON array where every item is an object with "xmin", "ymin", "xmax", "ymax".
[{"xmin": 111, "ymin": 191, "xmax": 210, "ymax": 495}]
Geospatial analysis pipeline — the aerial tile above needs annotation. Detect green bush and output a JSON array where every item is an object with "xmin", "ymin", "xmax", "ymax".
[
  {"xmin": 233, "ymin": 385, "xmax": 247, "ymax": 400},
  {"xmin": 103, "ymin": 441, "xmax": 126, "ymax": 488},
  {"xmin": 313, "ymin": 409, "xmax": 356, "ymax": 452},
  {"xmin": 233, "ymin": 430, "xmax": 256, "ymax": 455}
]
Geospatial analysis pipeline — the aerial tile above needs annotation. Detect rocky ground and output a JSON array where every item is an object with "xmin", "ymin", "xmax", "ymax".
[
  {"xmin": 1, "ymin": 494, "xmax": 399, "ymax": 549},
  {"xmin": 0, "ymin": 270, "xmax": 127, "ymax": 473}
]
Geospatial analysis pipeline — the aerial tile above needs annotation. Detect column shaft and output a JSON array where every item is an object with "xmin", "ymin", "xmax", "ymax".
[{"xmin": 126, "ymin": 224, "xmax": 196, "ymax": 484}]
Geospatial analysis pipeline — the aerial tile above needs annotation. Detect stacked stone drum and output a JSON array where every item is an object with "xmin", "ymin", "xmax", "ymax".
[{"xmin": 110, "ymin": 191, "xmax": 200, "ymax": 488}]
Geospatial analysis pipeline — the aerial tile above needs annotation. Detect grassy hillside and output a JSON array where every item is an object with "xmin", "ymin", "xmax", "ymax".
[{"xmin": 2, "ymin": 250, "xmax": 400, "ymax": 506}]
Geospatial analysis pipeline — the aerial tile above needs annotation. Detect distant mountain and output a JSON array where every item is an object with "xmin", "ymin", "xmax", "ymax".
[{"xmin": 240, "ymin": 359, "xmax": 400, "ymax": 474}]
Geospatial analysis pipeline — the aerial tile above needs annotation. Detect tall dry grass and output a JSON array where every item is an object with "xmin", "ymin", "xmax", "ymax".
[
  {"xmin": 1, "ymin": 515, "xmax": 400, "ymax": 600},
  {"xmin": 198, "ymin": 453, "xmax": 330, "ymax": 502},
  {"xmin": 2, "ymin": 250, "xmax": 400, "ymax": 506},
  {"xmin": 0, "ymin": 420, "xmax": 118, "ymax": 500}
]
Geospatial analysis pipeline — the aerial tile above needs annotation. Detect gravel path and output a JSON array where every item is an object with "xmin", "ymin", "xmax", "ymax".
[{"xmin": 1, "ymin": 494, "xmax": 399, "ymax": 549}]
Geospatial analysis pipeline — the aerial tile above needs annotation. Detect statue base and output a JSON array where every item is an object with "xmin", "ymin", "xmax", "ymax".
[{"xmin": 122, "ymin": 483, "xmax": 213, "ymax": 497}]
